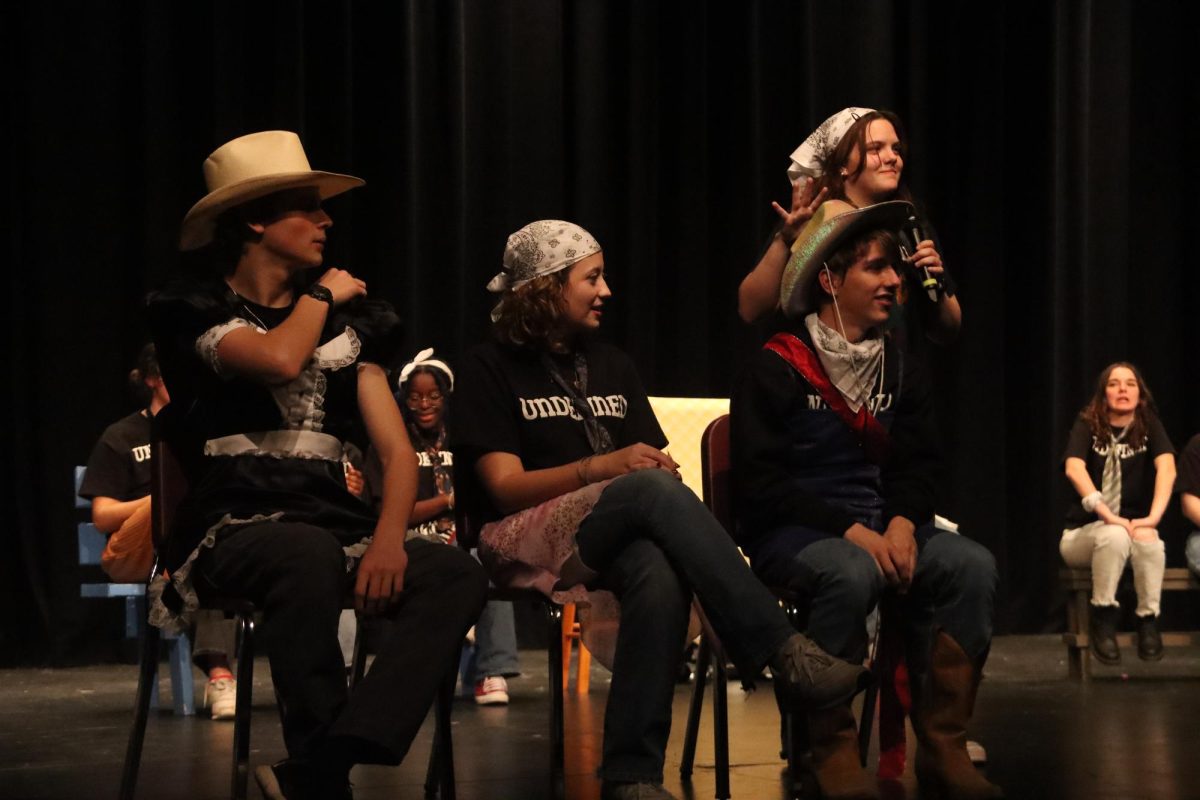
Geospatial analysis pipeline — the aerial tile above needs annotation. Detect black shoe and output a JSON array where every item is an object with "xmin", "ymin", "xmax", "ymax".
[
  {"xmin": 255, "ymin": 760, "xmax": 353, "ymax": 800},
  {"xmin": 1088, "ymin": 604, "xmax": 1121, "ymax": 665},
  {"xmin": 1137, "ymin": 614, "xmax": 1164, "ymax": 661}
]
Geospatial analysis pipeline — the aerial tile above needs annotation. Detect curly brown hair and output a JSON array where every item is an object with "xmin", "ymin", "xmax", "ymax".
[
  {"xmin": 491, "ymin": 270, "xmax": 573, "ymax": 351},
  {"xmin": 812, "ymin": 110, "xmax": 914, "ymax": 205},
  {"xmin": 1078, "ymin": 362, "xmax": 1159, "ymax": 450}
]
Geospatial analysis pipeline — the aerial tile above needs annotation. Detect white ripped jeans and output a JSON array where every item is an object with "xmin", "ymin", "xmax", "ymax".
[{"xmin": 1060, "ymin": 522, "xmax": 1165, "ymax": 617}]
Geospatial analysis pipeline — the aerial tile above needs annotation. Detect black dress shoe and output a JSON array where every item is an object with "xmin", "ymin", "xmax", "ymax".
[
  {"xmin": 1089, "ymin": 604, "xmax": 1121, "ymax": 665},
  {"xmin": 1137, "ymin": 614, "xmax": 1164, "ymax": 661},
  {"xmin": 255, "ymin": 759, "xmax": 353, "ymax": 800}
]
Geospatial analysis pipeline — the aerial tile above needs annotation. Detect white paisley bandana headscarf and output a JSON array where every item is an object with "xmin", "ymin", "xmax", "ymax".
[
  {"xmin": 487, "ymin": 220, "xmax": 602, "ymax": 293},
  {"xmin": 787, "ymin": 107, "xmax": 877, "ymax": 183},
  {"xmin": 804, "ymin": 313, "xmax": 884, "ymax": 414}
]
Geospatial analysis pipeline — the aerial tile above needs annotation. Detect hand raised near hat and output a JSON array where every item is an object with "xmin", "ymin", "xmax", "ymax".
[
  {"xmin": 771, "ymin": 178, "xmax": 828, "ymax": 246},
  {"xmin": 316, "ymin": 267, "xmax": 368, "ymax": 306},
  {"xmin": 591, "ymin": 443, "xmax": 680, "ymax": 481}
]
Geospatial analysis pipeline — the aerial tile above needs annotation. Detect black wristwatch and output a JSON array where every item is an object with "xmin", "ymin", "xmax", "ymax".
[{"xmin": 306, "ymin": 284, "xmax": 334, "ymax": 306}]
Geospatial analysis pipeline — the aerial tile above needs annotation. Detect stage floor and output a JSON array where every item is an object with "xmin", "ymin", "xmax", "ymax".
[{"xmin": 1, "ymin": 634, "xmax": 1197, "ymax": 800}]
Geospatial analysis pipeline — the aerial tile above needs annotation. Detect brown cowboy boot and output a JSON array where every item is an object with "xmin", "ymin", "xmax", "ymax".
[
  {"xmin": 912, "ymin": 632, "xmax": 1003, "ymax": 800},
  {"xmin": 807, "ymin": 702, "xmax": 879, "ymax": 800}
]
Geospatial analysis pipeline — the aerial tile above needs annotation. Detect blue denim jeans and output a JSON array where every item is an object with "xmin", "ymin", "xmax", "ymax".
[
  {"xmin": 749, "ymin": 522, "xmax": 997, "ymax": 673},
  {"xmin": 1187, "ymin": 532, "xmax": 1200, "ymax": 577},
  {"xmin": 574, "ymin": 469, "xmax": 798, "ymax": 783},
  {"xmin": 464, "ymin": 599, "xmax": 521, "ymax": 680}
]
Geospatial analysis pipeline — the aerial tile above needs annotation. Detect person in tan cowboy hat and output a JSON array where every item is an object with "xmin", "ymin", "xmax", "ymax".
[
  {"xmin": 731, "ymin": 201, "xmax": 1001, "ymax": 800},
  {"xmin": 147, "ymin": 131, "xmax": 487, "ymax": 800}
]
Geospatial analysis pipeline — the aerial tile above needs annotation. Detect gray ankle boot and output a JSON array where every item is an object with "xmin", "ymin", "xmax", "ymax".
[{"xmin": 770, "ymin": 633, "xmax": 870, "ymax": 711}]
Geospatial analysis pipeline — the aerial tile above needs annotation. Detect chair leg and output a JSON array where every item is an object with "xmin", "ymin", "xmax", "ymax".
[
  {"xmin": 712, "ymin": 653, "xmax": 730, "ymax": 800},
  {"xmin": 119, "ymin": 620, "xmax": 161, "ymax": 800},
  {"xmin": 857, "ymin": 680, "xmax": 879, "ymax": 767},
  {"xmin": 547, "ymin": 603, "xmax": 565, "ymax": 800},
  {"xmin": 680, "ymin": 635, "xmax": 711, "ymax": 779},
  {"xmin": 349, "ymin": 614, "xmax": 367, "ymax": 689},
  {"xmin": 575, "ymin": 633, "xmax": 591, "ymax": 695},
  {"xmin": 424, "ymin": 655, "xmax": 459, "ymax": 799},
  {"xmin": 560, "ymin": 603, "xmax": 575, "ymax": 691},
  {"xmin": 232, "ymin": 613, "xmax": 255, "ymax": 800},
  {"xmin": 167, "ymin": 630, "xmax": 195, "ymax": 716}
]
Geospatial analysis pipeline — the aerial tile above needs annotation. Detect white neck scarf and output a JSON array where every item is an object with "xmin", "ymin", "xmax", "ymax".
[{"xmin": 804, "ymin": 313, "xmax": 884, "ymax": 413}]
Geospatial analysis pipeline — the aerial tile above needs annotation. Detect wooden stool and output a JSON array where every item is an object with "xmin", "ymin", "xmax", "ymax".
[{"xmin": 1060, "ymin": 566, "xmax": 1200, "ymax": 679}]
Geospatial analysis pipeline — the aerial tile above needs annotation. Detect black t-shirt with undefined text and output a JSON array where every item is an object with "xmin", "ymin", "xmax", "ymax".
[
  {"xmin": 451, "ymin": 340, "xmax": 667, "ymax": 522},
  {"xmin": 79, "ymin": 410, "xmax": 153, "ymax": 501},
  {"xmin": 1062, "ymin": 415, "xmax": 1174, "ymax": 528}
]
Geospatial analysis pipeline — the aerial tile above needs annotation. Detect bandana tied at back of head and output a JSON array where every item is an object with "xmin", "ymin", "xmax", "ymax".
[
  {"xmin": 488, "ymin": 220, "xmax": 601, "ymax": 292},
  {"xmin": 787, "ymin": 107, "xmax": 876, "ymax": 183},
  {"xmin": 486, "ymin": 219, "xmax": 602, "ymax": 321}
]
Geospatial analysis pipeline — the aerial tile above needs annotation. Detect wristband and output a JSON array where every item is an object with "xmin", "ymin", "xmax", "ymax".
[
  {"xmin": 1081, "ymin": 491, "xmax": 1103, "ymax": 513},
  {"xmin": 306, "ymin": 283, "xmax": 334, "ymax": 306}
]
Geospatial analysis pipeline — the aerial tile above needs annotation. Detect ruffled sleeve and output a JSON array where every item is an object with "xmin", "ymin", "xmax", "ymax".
[
  {"xmin": 146, "ymin": 279, "xmax": 242, "ymax": 389},
  {"xmin": 331, "ymin": 297, "xmax": 403, "ymax": 369}
]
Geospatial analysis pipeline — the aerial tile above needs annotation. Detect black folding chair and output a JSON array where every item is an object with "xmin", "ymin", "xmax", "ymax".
[
  {"xmin": 679, "ymin": 414, "xmax": 887, "ymax": 799},
  {"xmin": 119, "ymin": 405, "xmax": 456, "ymax": 800}
]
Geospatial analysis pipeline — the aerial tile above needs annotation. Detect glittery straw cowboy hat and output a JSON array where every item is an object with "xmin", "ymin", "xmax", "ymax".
[
  {"xmin": 780, "ymin": 199, "xmax": 916, "ymax": 318},
  {"xmin": 179, "ymin": 130, "xmax": 364, "ymax": 251}
]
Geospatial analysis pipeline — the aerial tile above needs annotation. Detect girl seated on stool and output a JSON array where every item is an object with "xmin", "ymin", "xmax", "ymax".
[{"xmin": 1061, "ymin": 362, "xmax": 1175, "ymax": 664}]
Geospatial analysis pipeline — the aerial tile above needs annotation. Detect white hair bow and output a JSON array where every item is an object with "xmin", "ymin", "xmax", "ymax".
[{"xmin": 397, "ymin": 348, "xmax": 454, "ymax": 392}]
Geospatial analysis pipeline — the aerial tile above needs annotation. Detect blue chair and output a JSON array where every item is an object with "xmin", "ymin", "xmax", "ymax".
[{"xmin": 75, "ymin": 466, "xmax": 194, "ymax": 716}]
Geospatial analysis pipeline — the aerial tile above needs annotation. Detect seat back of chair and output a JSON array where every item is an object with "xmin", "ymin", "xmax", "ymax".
[
  {"xmin": 149, "ymin": 403, "xmax": 195, "ymax": 558},
  {"xmin": 453, "ymin": 455, "xmax": 487, "ymax": 551},
  {"xmin": 700, "ymin": 414, "xmax": 734, "ymax": 536},
  {"xmin": 74, "ymin": 466, "xmax": 104, "ymax": 562}
]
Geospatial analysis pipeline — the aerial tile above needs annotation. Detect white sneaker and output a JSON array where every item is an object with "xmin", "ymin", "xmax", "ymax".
[
  {"xmin": 205, "ymin": 677, "xmax": 237, "ymax": 720},
  {"xmin": 474, "ymin": 675, "xmax": 509, "ymax": 705}
]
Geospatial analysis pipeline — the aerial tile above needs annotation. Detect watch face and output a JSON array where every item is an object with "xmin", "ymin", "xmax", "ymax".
[{"xmin": 309, "ymin": 284, "xmax": 333, "ymax": 303}]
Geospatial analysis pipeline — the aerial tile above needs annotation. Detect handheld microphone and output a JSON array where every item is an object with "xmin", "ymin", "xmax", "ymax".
[{"xmin": 901, "ymin": 215, "xmax": 940, "ymax": 302}]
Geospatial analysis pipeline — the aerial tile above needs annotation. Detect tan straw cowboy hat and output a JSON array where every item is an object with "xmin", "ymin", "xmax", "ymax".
[{"xmin": 179, "ymin": 130, "xmax": 364, "ymax": 251}]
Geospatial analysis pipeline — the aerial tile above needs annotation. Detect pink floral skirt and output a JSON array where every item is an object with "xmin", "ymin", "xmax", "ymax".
[
  {"xmin": 479, "ymin": 476, "xmax": 698, "ymax": 671},
  {"xmin": 479, "ymin": 480, "xmax": 622, "ymax": 668}
]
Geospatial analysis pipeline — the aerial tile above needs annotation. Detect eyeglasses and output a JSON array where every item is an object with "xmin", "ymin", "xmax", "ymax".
[{"xmin": 406, "ymin": 392, "xmax": 444, "ymax": 408}]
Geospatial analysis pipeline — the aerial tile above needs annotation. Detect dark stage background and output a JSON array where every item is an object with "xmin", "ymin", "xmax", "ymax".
[{"xmin": 5, "ymin": 1, "xmax": 1200, "ymax": 664}]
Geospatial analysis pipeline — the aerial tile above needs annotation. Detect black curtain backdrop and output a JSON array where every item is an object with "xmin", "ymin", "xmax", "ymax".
[{"xmin": 5, "ymin": 1, "xmax": 1199, "ymax": 664}]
